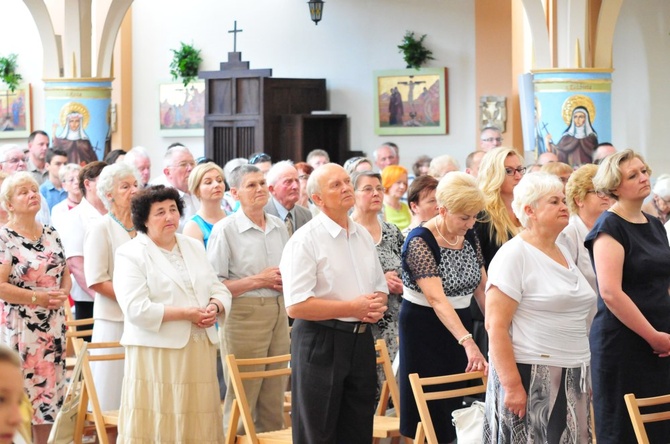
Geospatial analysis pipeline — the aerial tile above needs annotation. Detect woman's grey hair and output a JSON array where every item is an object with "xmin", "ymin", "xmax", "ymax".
[
  {"xmin": 96, "ymin": 163, "xmax": 140, "ymax": 210},
  {"xmin": 58, "ymin": 163, "xmax": 82, "ymax": 184},
  {"xmin": 223, "ymin": 158, "xmax": 249, "ymax": 183},
  {"xmin": 124, "ymin": 146, "xmax": 150, "ymax": 165},
  {"xmin": 512, "ymin": 172, "xmax": 564, "ymax": 228},
  {"xmin": 350, "ymin": 170, "xmax": 382, "ymax": 190}
]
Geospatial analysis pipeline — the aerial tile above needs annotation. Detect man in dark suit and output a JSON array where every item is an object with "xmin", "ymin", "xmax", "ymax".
[{"xmin": 264, "ymin": 160, "xmax": 312, "ymax": 236}]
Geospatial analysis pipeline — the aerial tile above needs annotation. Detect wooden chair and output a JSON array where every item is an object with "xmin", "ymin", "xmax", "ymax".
[
  {"xmin": 624, "ymin": 392, "xmax": 670, "ymax": 444},
  {"xmin": 63, "ymin": 303, "xmax": 94, "ymax": 368},
  {"xmin": 373, "ymin": 339, "xmax": 402, "ymax": 444},
  {"xmin": 409, "ymin": 370, "xmax": 487, "ymax": 444},
  {"xmin": 73, "ymin": 338, "xmax": 124, "ymax": 444},
  {"xmin": 225, "ymin": 353, "xmax": 292, "ymax": 444}
]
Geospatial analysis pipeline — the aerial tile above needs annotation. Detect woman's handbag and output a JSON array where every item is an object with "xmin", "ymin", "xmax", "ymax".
[
  {"xmin": 48, "ymin": 342, "xmax": 88, "ymax": 444},
  {"xmin": 452, "ymin": 400, "xmax": 485, "ymax": 444}
]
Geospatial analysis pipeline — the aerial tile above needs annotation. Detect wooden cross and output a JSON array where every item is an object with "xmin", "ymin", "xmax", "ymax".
[
  {"xmin": 228, "ymin": 21, "xmax": 243, "ymax": 52},
  {"xmin": 1, "ymin": 89, "xmax": 16, "ymax": 121}
]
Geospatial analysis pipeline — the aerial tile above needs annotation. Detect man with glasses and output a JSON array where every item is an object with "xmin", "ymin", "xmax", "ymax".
[
  {"xmin": 154, "ymin": 145, "xmax": 199, "ymax": 232},
  {"xmin": 0, "ymin": 143, "xmax": 51, "ymax": 224},
  {"xmin": 26, "ymin": 130, "xmax": 50, "ymax": 184},
  {"xmin": 479, "ymin": 126, "xmax": 503, "ymax": 151}
]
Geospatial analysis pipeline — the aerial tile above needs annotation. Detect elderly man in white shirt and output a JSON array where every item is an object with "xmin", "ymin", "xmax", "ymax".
[
  {"xmin": 280, "ymin": 163, "xmax": 388, "ymax": 444},
  {"xmin": 206, "ymin": 164, "xmax": 290, "ymax": 435}
]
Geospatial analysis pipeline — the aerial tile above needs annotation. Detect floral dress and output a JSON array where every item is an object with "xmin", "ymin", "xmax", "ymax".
[
  {"xmin": 371, "ymin": 221, "xmax": 404, "ymax": 396},
  {"xmin": 0, "ymin": 226, "xmax": 67, "ymax": 424}
]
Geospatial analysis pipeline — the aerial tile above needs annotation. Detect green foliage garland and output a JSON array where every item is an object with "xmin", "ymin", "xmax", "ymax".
[
  {"xmin": 169, "ymin": 42, "xmax": 203, "ymax": 88},
  {"xmin": 0, "ymin": 54, "xmax": 22, "ymax": 93},
  {"xmin": 397, "ymin": 31, "xmax": 435, "ymax": 70}
]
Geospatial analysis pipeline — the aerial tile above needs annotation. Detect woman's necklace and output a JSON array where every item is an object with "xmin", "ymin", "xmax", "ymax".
[
  {"xmin": 110, "ymin": 212, "xmax": 135, "ymax": 233},
  {"xmin": 436, "ymin": 220, "xmax": 460, "ymax": 246},
  {"xmin": 609, "ymin": 205, "xmax": 644, "ymax": 224},
  {"xmin": 8, "ymin": 221, "xmax": 41, "ymax": 241}
]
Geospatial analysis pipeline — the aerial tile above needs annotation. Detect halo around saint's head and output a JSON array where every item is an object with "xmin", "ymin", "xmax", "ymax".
[
  {"xmin": 59, "ymin": 102, "xmax": 91, "ymax": 129},
  {"xmin": 561, "ymin": 95, "xmax": 596, "ymax": 125}
]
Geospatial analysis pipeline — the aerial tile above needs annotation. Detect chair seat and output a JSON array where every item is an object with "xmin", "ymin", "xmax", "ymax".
[
  {"xmin": 234, "ymin": 427, "xmax": 293, "ymax": 443},
  {"xmin": 373, "ymin": 415, "xmax": 401, "ymax": 438}
]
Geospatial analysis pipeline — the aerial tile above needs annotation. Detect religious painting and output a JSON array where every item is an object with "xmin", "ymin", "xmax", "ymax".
[
  {"xmin": 50, "ymin": 102, "xmax": 99, "ymax": 164},
  {"xmin": 528, "ymin": 69, "xmax": 612, "ymax": 167},
  {"xmin": 159, "ymin": 81, "xmax": 206, "ymax": 137},
  {"xmin": 374, "ymin": 68, "xmax": 448, "ymax": 135},
  {"xmin": 0, "ymin": 84, "xmax": 32, "ymax": 139}
]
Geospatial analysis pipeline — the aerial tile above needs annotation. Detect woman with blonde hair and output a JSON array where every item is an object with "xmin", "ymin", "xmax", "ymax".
[
  {"xmin": 472, "ymin": 147, "xmax": 525, "ymax": 357},
  {"xmin": 382, "ymin": 165, "xmax": 411, "ymax": 230},
  {"xmin": 0, "ymin": 172, "xmax": 71, "ymax": 444},
  {"xmin": 557, "ymin": 164, "xmax": 610, "ymax": 297},
  {"xmin": 183, "ymin": 162, "xmax": 226, "ymax": 247},
  {"xmin": 399, "ymin": 172, "xmax": 488, "ymax": 443},
  {"xmin": 585, "ymin": 149, "xmax": 670, "ymax": 442}
]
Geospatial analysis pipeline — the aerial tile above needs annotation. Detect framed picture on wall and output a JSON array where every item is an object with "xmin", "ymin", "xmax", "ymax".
[
  {"xmin": 373, "ymin": 68, "xmax": 448, "ymax": 135},
  {"xmin": 0, "ymin": 84, "xmax": 32, "ymax": 139},
  {"xmin": 159, "ymin": 80, "xmax": 205, "ymax": 137}
]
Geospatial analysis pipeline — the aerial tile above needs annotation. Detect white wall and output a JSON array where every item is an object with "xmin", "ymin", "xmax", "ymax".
[{"xmin": 2, "ymin": 0, "xmax": 670, "ymax": 177}]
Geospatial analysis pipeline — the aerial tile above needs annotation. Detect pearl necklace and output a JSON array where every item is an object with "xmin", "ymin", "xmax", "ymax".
[
  {"xmin": 110, "ymin": 212, "xmax": 135, "ymax": 233},
  {"xmin": 436, "ymin": 221, "xmax": 460, "ymax": 246}
]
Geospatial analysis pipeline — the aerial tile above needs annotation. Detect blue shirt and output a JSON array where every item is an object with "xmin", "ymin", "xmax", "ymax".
[{"xmin": 39, "ymin": 180, "xmax": 67, "ymax": 211}]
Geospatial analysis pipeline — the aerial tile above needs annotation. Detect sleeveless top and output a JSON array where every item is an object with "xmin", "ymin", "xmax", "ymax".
[{"xmin": 191, "ymin": 214, "xmax": 213, "ymax": 248}]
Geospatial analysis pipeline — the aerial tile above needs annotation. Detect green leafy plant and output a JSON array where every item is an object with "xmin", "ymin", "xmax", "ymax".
[
  {"xmin": 0, "ymin": 54, "xmax": 22, "ymax": 92},
  {"xmin": 169, "ymin": 42, "xmax": 203, "ymax": 88},
  {"xmin": 397, "ymin": 31, "xmax": 435, "ymax": 70}
]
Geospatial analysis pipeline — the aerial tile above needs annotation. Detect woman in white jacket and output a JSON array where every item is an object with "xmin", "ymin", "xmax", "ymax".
[{"xmin": 114, "ymin": 185, "xmax": 232, "ymax": 444}]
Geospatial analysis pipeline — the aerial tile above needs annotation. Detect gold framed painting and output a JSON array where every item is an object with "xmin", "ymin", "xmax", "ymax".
[
  {"xmin": 374, "ymin": 68, "xmax": 448, "ymax": 135},
  {"xmin": 159, "ymin": 81, "xmax": 205, "ymax": 137},
  {"xmin": 0, "ymin": 84, "xmax": 32, "ymax": 139}
]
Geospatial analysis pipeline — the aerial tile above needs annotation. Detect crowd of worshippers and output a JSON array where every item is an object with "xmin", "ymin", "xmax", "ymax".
[{"xmin": 0, "ymin": 126, "xmax": 669, "ymax": 444}]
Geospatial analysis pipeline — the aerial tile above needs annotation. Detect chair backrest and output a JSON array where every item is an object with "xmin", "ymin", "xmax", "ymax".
[
  {"xmin": 624, "ymin": 392, "xmax": 670, "ymax": 444},
  {"xmin": 375, "ymin": 339, "xmax": 400, "ymax": 416},
  {"xmin": 64, "ymin": 303, "xmax": 94, "ymax": 356},
  {"xmin": 225, "ymin": 353, "xmax": 292, "ymax": 443},
  {"xmin": 409, "ymin": 370, "xmax": 487, "ymax": 444},
  {"xmin": 74, "ymin": 339, "xmax": 125, "ymax": 444}
]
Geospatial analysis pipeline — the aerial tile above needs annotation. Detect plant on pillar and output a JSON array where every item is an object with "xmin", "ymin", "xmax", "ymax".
[
  {"xmin": 397, "ymin": 32, "xmax": 434, "ymax": 70},
  {"xmin": 169, "ymin": 42, "xmax": 203, "ymax": 88},
  {"xmin": 0, "ymin": 54, "xmax": 22, "ymax": 92}
]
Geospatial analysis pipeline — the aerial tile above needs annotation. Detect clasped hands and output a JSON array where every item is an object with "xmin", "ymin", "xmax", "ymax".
[
  {"xmin": 34, "ymin": 290, "xmax": 68, "ymax": 310},
  {"xmin": 353, "ymin": 293, "xmax": 388, "ymax": 324},
  {"xmin": 187, "ymin": 305, "xmax": 218, "ymax": 329}
]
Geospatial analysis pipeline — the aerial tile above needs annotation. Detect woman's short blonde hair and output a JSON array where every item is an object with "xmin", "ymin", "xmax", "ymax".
[
  {"xmin": 512, "ymin": 172, "xmax": 564, "ymax": 228},
  {"xmin": 540, "ymin": 162, "xmax": 573, "ymax": 177},
  {"xmin": 0, "ymin": 172, "xmax": 39, "ymax": 214},
  {"xmin": 188, "ymin": 162, "xmax": 225, "ymax": 199},
  {"xmin": 436, "ymin": 171, "xmax": 484, "ymax": 215},
  {"xmin": 565, "ymin": 164, "xmax": 598, "ymax": 215},
  {"xmin": 592, "ymin": 149, "xmax": 651, "ymax": 200},
  {"xmin": 381, "ymin": 165, "xmax": 408, "ymax": 191}
]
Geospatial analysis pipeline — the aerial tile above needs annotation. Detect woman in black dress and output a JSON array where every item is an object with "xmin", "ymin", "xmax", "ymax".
[{"xmin": 585, "ymin": 149, "xmax": 670, "ymax": 443}]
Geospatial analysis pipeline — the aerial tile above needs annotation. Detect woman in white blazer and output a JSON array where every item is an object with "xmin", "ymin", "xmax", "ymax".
[{"xmin": 113, "ymin": 186, "xmax": 232, "ymax": 444}]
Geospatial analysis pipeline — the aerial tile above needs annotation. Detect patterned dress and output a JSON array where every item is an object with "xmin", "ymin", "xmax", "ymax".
[
  {"xmin": 370, "ymin": 221, "xmax": 404, "ymax": 394},
  {"xmin": 0, "ymin": 226, "xmax": 67, "ymax": 424}
]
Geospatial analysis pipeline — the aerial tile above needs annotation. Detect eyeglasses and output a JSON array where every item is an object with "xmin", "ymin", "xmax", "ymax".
[
  {"xmin": 356, "ymin": 186, "xmax": 384, "ymax": 195},
  {"xmin": 504, "ymin": 166, "xmax": 526, "ymax": 176},
  {"xmin": 170, "ymin": 161, "xmax": 196, "ymax": 169},
  {"xmin": 482, "ymin": 137, "xmax": 503, "ymax": 143},
  {"xmin": 249, "ymin": 153, "xmax": 271, "ymax": 165},
  {"xmin": 2, "ymin": 156, "xmax": 28, "ymax": 164},
  {"xmin": 587, "ymin": 190, "xmax": 608, "ymax": 198}
]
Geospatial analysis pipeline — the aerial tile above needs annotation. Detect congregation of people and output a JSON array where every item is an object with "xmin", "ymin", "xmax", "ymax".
[{"xmin": 0, "ymin": 125, "xmax": 669, "ymax": 444}]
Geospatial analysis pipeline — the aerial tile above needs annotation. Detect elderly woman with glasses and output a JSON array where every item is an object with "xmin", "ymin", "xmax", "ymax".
[
  {"xmin": 484, "ymin": 172, "xmax": 594, "ymax": 442},
  {"xmin": 351, "ymin": 170, "xmax": 404, "ymax": 386},
  {"xmin": 585, "ymin": 150, "xmax": 670, "ymax": 442},
  {"xmin": 557, "ymin": 164, "xmax": 611, "ymax": 323}
]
